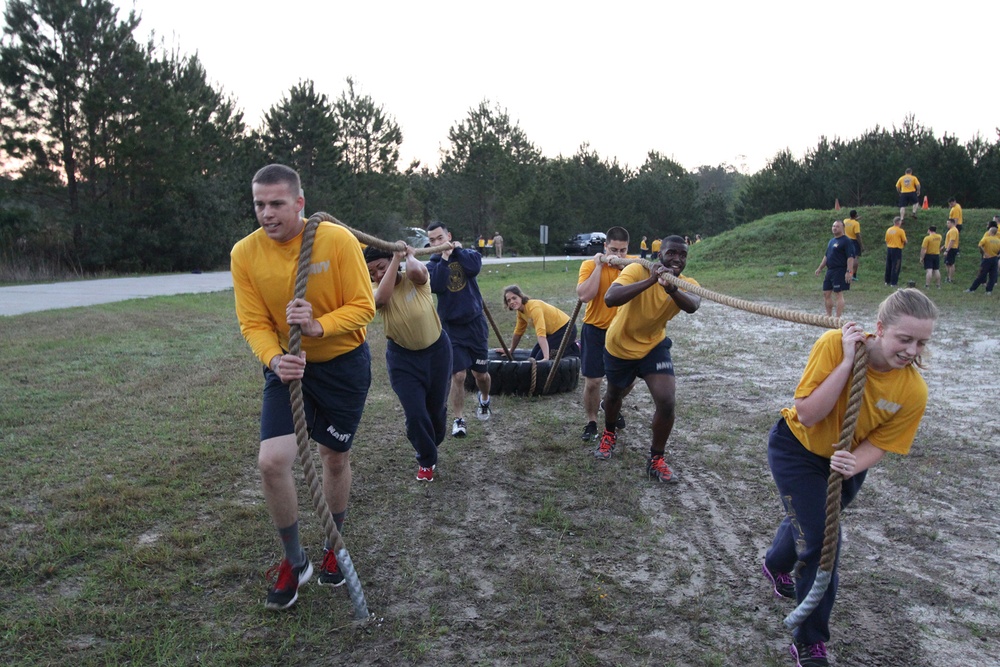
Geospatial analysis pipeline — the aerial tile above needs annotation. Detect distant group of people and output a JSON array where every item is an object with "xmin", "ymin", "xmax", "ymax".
[
  {"xmin": 815, "ymin": 168, "xmax": 1000, "ymax": 320},
  {"xmin": 232, "ymin": 163, "xmax": 941, "ymax": 667},
  {"xmin": 639, "ymin": 233, "xmax": 701, "ymax": 260},
  {"xmin": 475, "ymin": 232, "xmax": 504, "ymax": 258}
]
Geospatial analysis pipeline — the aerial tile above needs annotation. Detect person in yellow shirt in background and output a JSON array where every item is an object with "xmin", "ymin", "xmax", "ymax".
[
  {"xmin": 965, "ymin": 222, "xmax": 1000, "ymax": 294},
  {"xmin": 919, "ymin": 225, "xmax": 943, "ymax": 289},
  {"xmin": 948, "ymin": 197, "xmax": 963, "ymax": 234},
  {"xmin": 884, "ymin": 217, "xmax": 907, "ymax": 287},
  {"xmin": 366, "ymin": 244, "xmax": 452, "ymax": 483},
  {"xmin": 231, "ymin": 164, "xmax": 376, "ymax": 610},
  {"xmin": 843, "ymin": 210, "xmax": 864, "ymax": 281},
  {"xmin": 895, "ymin": 168, "xmax": 921, "ymax": 221},
  {"xmin": 943, "ymin": 219, "xmax": 960, "ymax": 284},
  {"xmin": 577, "ymin": 226, "xmax": 631, "ymax": 440},
  {"xmin": 650, "ymin": 237, "xmax": 662, "ymax": 260},
  {"xmin": 597, "ymin": 236, "xmax": 700, "ymax": 484},
  {"xmin": 501, "ymin": 286, "xmax": 580, "ymax": 361},
  {"xmin": 640, "ymin": 236, "xmax": 648, "ymax": 259}
]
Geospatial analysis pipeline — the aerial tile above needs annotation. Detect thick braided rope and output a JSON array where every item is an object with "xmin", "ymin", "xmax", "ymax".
[
  {"xmin": 784, "ymin": 342, "xmax": 869, "ymax": 629},
  {"xmin": 309, "ymin": 212, "xmax": 452, "ymax": 257},
  {"xmin": 529, "ymin": 358, "xmax": 538, "ymax": 396},
  {"xmin": 287, "ymin": 214, "xmax": 370, "ymax": 621},
  {"xmin": 543, "ymin": 299, "xmax": 583, "ymax": 394},
  {"xmin": 601, "ymin": 256, "xmax": 842, "ymax": 330},
  {"xmin": 482, "ymin": 300, "xmax": 513, "ymax": 360}
]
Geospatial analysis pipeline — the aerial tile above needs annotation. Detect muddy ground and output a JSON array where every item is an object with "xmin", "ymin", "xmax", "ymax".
[{"xmin": 288, "ymin": 297, "xmax": 998, "ymax": 666}]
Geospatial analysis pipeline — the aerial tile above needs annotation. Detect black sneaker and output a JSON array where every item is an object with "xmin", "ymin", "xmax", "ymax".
[
  {"xmin": 762, "ymin": 561, "xmax": 795, "ymax": 599},
  {"xmin": 790, "ymin": 641, "xmax": 829, "ymax": 667},
  {"xmin": 265, "ymin": 558, "xmax": 313, "ymax": 610},
  {"xmin": 581, "ymin": 421, "xmax": 598, "ymax": 441},
  {"xmin": 451, "ymin": 418, "xmax": 467, "ymax": 437},
  {"xmin": 318, "ymin": 548, "xmax": 345, "ymax": 587}
]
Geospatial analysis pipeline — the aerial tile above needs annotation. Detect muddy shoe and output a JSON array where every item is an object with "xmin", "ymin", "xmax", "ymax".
[
  {"xmin": 417, "ymin": 465, "xmax": 435, "ymax": 482},
  {"xmin": 581, "ymin": 421, "xmax": 598, "ymax": 441},
  {"xmin": 593, "ymin": 429, "xmax": 616, "ymax": 460},
  {"xmin": 451, "ymin": 418, "xmax": 467, "ymax": 437},
  {"xmin": 790, "ymin": 641, "xmax": 829, "ymax": 667},
  {"xmin": 646, "ymin": 454, "xmax": 677, "ymax": 483},
  {"xmin": 762, "ymin": 561, "xmax": 795, "ymax": 599}
]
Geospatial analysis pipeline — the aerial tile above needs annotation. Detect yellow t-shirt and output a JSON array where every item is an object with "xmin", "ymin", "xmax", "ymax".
[
  {"xmin": 949, "ymin": 204, "xmax": 963, "ymax": 226},
  {"xmin": 377, "ymin": 273, "xmax": 441, "ymax": 351},
  {"xmin": 843, "ymin": 219, "xmax": 860, "ymax": 241},
  {"xmin": 231, "ymin": 221, "xmax": 375, "ymax": 366},
  {"xmin": 921, "ymin": 233, "xmax": 942, "ymax": 255},
  {"xmin": 651, "ymin": 239, "xmax": 662, "ymax": 253},
  {"xmin": 979, "ymin": 234, "xmax": 1000, "ymax": 259},
  {"xmin": 605, "ymin": 264, "xmax": 699, "ymax": 360},
  {"xmin": 514, "ymin": 299, "xmax": 570, "ymax": 337},
  {"xmin": 781, "ymin": 330, "xmax": 928, "ymax": 458},
  {"xmin": 578, "ymin": 259, "xmax": 621, "ymax": 330},
  {"xmin": 896, "ymin": 174, "xmax": 920, "ymax": 193},
  {"xmin": 945, "ymin": 227, "xmax": 959, "ymax": 250},
  {"xmin": 885, "ymin": 226, "xmax": 907, "ymax": 249},
  {"xmin": 640, "ymin": 240, "xmax": 648, "ymax": 251}
]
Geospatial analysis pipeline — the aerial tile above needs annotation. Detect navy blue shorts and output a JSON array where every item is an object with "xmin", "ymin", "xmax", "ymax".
[
  {"xmin": 260, "ymin": 342, "xmax": 371, "ymax": 452},
  {"xmin": 923, "ymin": 254, "xmax": 940, "ymax": 270},
  {"xmin": 442, "ymin": 316, "xmax": 489, "ymax": 374},
  {"xmin": 945, "ymin": 248, "xmax": 958, "ymax": 266},
  {"xmin": 898, "ymin": 191, "xmax": 918, "ymax": 207},
  {"xmin": 580, "ymin": 322, "xmax": 608, "ymax": 378},
  {"xmin": 604, "ymin": 338, "xmax": 673, "ymax": 389},
  {"xmin": 851, "ymin": 239, "xmax": 862, "ymax": 257},
  {"xmin": 822, "ymin": 268, "xmax": 850, "ymax": 292}
]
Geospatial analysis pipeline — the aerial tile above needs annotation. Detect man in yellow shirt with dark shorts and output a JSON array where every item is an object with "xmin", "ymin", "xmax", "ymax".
[
  {"xmin": 895, "ymin": 168, "xmax": 921, "ymax": 221},
  {"xmin": 232, "ymin": 164, "xmax": 376, "ymax": 610},
  {"xmin": 596, "ymin": 236, "xmax": 700, "ymax": 483},
  {"xmin": 576, "ymin": 226, "xmax": 630, "ymax": 440},
  {"xmin": 919, "ymin": 225, "xmax": 943, "ymax": 289}
]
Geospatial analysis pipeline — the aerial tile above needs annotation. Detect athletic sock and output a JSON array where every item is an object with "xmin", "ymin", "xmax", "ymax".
[
  {"xmin": 278, "ymin": 521, "xmax": 306, "ymax": 567},
  {"xmin": 325, "ymin": 510, "xmax": 348, "ymax": 551}
]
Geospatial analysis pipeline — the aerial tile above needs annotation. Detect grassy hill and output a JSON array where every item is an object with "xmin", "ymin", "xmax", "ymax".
[{"xmin": 683, "ymin": 206, "xmax": 998, "ymax": 306}]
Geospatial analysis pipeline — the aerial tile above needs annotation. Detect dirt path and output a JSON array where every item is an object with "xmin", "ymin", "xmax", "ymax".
[{"xmin": 344, "ymin": 298, "xmax": 998, "ymax": 666}]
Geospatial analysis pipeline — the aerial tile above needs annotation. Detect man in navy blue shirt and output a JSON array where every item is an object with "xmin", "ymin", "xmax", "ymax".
[
  {"xmin": 426, "ymin": 222, "xmax": 493, "ymax": 437},
  {"xmin": 814, "ymin": 220, "xmax": 856, "ymax": 318}
]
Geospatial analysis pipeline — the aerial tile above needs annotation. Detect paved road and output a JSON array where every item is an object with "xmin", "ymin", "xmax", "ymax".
[{"xmin": 0, "ymin": 255, "xmax": 579, "ymax": 316}]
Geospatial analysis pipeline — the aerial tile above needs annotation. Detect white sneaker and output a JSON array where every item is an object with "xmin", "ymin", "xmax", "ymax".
[
  {"xmin": 476, "ymin": 397, "xmax": 491, "ymax": 421},
  {"xmin": 452, "ymin": 418, "xmax": 467, "ymax": 437}
]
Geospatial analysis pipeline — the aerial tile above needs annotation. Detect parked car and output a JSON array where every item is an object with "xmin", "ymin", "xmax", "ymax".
[
  {"xmin": 562, "ymin": 232, "xmax": 606, "ymax": 255},
  {"xmin": 402, "ymin": 226, "xmax": 431, "ymax": 248}
]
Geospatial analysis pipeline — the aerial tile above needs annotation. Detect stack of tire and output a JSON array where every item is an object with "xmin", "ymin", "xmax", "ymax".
[{"xmin": 464, "ymin": 349, "xmax": 580, "ymax": 396}]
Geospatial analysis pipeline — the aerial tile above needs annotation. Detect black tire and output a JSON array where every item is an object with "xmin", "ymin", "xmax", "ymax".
[{"xmin": 463, "ymin": 349, "xmax": 580, "ymax": 396}]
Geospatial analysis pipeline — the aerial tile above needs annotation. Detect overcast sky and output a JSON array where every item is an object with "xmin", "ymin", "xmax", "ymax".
[{"xmin": 113, "ymin": 0, "xmax": 998, "ymax": 174}]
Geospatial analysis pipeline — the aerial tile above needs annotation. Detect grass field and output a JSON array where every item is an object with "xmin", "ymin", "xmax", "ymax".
[{"xmin": 2, "ymin": 207, "xmax": 998, "ymax": 666}]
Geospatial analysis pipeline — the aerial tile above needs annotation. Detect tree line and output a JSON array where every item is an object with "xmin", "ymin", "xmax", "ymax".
[{"xmin": 2, "ymin": 0, "xmax": 999, "ymax": 275}]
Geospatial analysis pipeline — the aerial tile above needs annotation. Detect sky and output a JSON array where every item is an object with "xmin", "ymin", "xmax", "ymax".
[{"xmin": 111, "ymin": 0, "xmax": 999, "ymax": 174}]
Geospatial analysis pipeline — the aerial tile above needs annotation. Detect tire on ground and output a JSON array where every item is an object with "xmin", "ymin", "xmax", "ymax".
[{"xmin": 464, "ymin": 349, "xmax": 580, "ymax": 396}]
